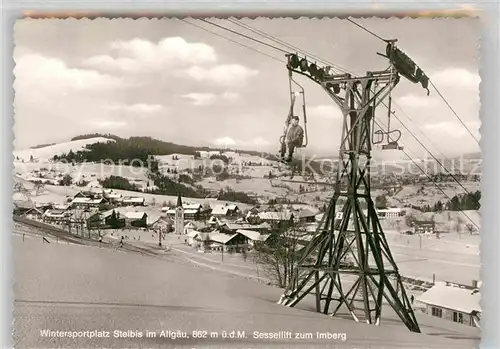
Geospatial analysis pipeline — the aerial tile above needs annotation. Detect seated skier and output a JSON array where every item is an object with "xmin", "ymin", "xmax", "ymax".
[{"xmin": 280, "ymin": 115, "xmax": 304, "ymax": 162}]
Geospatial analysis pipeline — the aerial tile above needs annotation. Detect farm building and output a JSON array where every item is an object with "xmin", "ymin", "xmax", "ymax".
[{"xmin": 416, "ymin": 281, "xmax": 481, "ymax": 327}]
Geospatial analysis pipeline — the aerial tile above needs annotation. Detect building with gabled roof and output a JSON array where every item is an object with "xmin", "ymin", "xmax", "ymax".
[{"xmin": 416, "ymin": 281, "xmax": 481, "ymax": 327}]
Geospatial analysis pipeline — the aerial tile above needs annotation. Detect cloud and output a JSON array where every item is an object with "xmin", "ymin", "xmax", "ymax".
[
  {"xmin": 14, "ymin": 53, "xmax": 124, "ymax": 93},
  {"xmin": 182, "ymin": 93, "xmax": 217, "ymax": 106},
  {"xmin": 212, "ymin": 136, "xmax": 270, "ymax": 148},
  {"xmin": 430, "ymin": 68, "xmax": 480, "ymax": 91},
  {"xmin": 185, "ymin": 64, "xmax": 259, "ymax": 87},
  {"xmin": 396, "ymin": 94, "xmax": 438, "ymax": 109},
  {"xmin": 308, "ymin": 105, "xmax": 343, "ymax": 119},
  {"xmin": 182, "ymin": 92, "xmax": 240, "ymax": 106},
  {"xmin": 89, "ymin": 120, "xmax": 128, "ymax": 129},
  {"xmin": 104, "ymin": 103, "xmax": 165, "ymax": 114},
  {"xmin": 423, "ymin": 121, "xmax": 480, "ymax": 138},
  {"xmin": 83, "ymin": 37, "xmax": 217, "ymax": 74},
  {"xmin": 221, "ymin": 92, "xmax": 240, "ymax": 101}
]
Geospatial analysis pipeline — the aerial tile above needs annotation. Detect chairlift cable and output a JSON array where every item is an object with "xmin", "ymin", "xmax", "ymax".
[
  {"xmin": 227, "ymin": 18, "xmax": 349, "ymax": 74},
  {"xmin": 346, "ymin": 18, "xmax": 389, "ymax": 43},
  {"xmin": 200, "ymin": 19, "xmax": 290, "ymax": 54},
  {"xmin": 390, "ymin": 100, "xmax": 449, "ymax": 160},
  {"xmin": 374, "ymin": 119, "xmax": 479, "ymax": 231},
  {"xmin": 385, "ymin": 107, "xmax": 474, "ymax": 197},
  {"xmin": 429, "ymin": 80, "xmax": 480, "ymax": 145},
  {"xmin": 347, "ymin": 18, "xmax": 480, "ymax": 147},
  {"xmin": 180, "ymin": 19, "xmax": 284, "ymax": 63}
]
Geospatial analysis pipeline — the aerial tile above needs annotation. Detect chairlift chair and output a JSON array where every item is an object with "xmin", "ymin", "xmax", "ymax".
[{"xmin": 278, "ymin": 71, "xmax": 309, "ymax": 163}]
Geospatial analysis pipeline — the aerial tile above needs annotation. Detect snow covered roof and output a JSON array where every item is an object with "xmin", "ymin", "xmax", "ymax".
[
  {"xmin": 377, "ymin": 207, "xmax": 404, "ymax": 213},
  {"xmin": 184, "ymin": 209, "xmax": 199, "ymax": 215},
  {"xmin": 71, "ymin": 197, "xmax": 104, "ymax": 204},
  {"xmin": 208, "ymin": 232, "xmax": 239, "ymax": 244},
  {"xmin": 258, "ymin": 211, "xmax": 293, "ymax": 221},
  {"xmin": 43, "ymin": 209, "xmax": 68, "ymax": 218},
  {"xmin": 187, "ymin": 230, "xmax": 200, "ymax": 238},
  {"xmin": 416, "ymin": 282, "xmax": 481, "ymax": 314},
  {"xmin": 122, "ymin": 197, "xmax": 145, "ymax": 203},
  {"xmin": 298, "ymin": 209, "xmax": 316, "ymax": 218},
  {"xmin": 221, "ymin": 222, "xmax": 270, "ymax": 231},
  {"xmin": 237, "ymin": 229, "xmax": 270, "ymax": 242},
  {"xmin": 124, "ymin": 212, "xmax": 147, "ymax": 220},
  {"xmin": 212, "ymin": 206, "xmax": 229, "ymax": 215},
  {"xmin": 183, "ymin": 203, "xmax": 202, "ymax": 210}
]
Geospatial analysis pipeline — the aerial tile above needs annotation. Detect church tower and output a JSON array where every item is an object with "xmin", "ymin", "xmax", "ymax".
[{"xmin": 174, "ymin": 193, "xmax": 184, "ymax": 234}]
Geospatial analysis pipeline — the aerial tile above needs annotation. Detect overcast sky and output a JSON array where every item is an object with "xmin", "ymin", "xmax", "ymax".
[{"xmin": 13, "ymin": 17, "xmax": 480, "ymax": 158}]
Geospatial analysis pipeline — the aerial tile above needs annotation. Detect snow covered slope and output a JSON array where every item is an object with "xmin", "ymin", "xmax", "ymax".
[{"xmin": 14, "ymin": 137, "xmax": 115, "ymax": 162}]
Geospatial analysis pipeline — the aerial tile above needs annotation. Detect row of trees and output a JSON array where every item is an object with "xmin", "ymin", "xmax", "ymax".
[{"xmin": 412, "ymin": 191, "xmax": 481, "ymax": 212}]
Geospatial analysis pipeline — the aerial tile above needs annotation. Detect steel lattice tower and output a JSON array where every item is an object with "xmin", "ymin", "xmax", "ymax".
[{"xmin": 278, "ymin": 53, "xmax": 421, "ymax": 333}]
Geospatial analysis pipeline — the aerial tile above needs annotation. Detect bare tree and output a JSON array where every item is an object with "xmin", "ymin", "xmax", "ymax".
[
  {"xmin": 34, "ymin": 182, "xmax": 45, "ymax": 196},
  {"xmin": 465, "ymin": 223, "xmax": 476, "ymax": 235},
  {"xmin": 252, "ymin": 209, "xmax": 306, "ymax": 288}
]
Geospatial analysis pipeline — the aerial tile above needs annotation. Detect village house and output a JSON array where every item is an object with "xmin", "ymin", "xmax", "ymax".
[
  {"xmin": 163, "ymin": 203, "xmax": 210, "ymax": 221},
  {"xmin": 103, "ymin": 190, "xmax": 123, "ymax": 204},
  {"xmin": 414, "ymin": 220, "xmax": 436, "ymax": 234},
  {"xmin": 211, "ymin": 203, "xmax": 240, "ymax": 218},
  {"xmin": 13, "ymin": 201, "xmax": 34, "ymax": 216},
  {"xmin": 122, "ymin": 196, "xmax": 145, "ymax": 206},
  {"xmin": 296, "ymin": 209, "xmax": 317, "ymax": 223},
  {"xmin": 416, "ymin": 281, "xmax": 481, "ymax": 327},
  {"xmin": 149, "ymin": 216, "xmax": 174, "ymax": 233},
  {"xmin": 236, "ymin": 229, "xmax": 271, "ymax": 249},
  {"xmin": 70, "ymin": 197, "xmax": 107, "ymax": 209},
  {"xmin": 218, "ymin": 222, "xmax": 271, "ymax": 235},
  {"xmin": 123, "ymin": 211, "xmax": 148, "ymax": 228},
  {"xmin": 377, "ymin": 207, "xmax": 406, "ymax": 219},
  {"xmin": 258, "ymin": 210, "xmax": 295, "ymax": 229},
  {"xmin": 184, "ymin": 221, "xmax": 210, "ymax": 235},
  {"xmin": 22, "ymin": 207, "xmax": 44, "ymax": 220},
  {"xmin": 192, "ymin": 231, "xmax": 248, "ymax": 253},
  {"xmin": 42, "ymin": 209, "xmax": 70, "ymax": 223}
]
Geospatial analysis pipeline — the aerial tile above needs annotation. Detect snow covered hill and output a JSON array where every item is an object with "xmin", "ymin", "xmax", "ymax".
[{"xmin": 14, "ymin": 137, "xmax": 115, "ymax": 162}]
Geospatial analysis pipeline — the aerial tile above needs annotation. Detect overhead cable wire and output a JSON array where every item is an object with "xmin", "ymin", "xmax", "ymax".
[
  {"xmin": 199, "ymin": 18, "xmax": 290, "ymax": 54},
  {"xmin": 374, "ymin": 119, "xmax": 479, "ymax": 230},
  {"xmin": 347, "ymin": 18, "xmax": 480, "ymax": 147},
  {"xmin": 227, "ymin": 18, "xmax": 350, "ymax": 74},
  {"xmin": 389, "ymin": 100, "xmax": 449, "ymax": 160},
  {"xmin": 429, "ymin": 80, "xmax": 480, "ymax": 145},
  {"xmin": 180, "ymin": 19, "xmax": 284, "ymax": 63},
  {"xmin": 346, "ymin": 18, "xmax": 389, "ymax": 43},
  {"xmin": 382, "ymin": 103, "xmax": 474, "ymax": 197}
]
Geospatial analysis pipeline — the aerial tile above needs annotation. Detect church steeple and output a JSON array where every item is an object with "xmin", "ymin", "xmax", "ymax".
[{"xmin": 176, "ymin": 193, "xmax": 183, "ymax": 208}]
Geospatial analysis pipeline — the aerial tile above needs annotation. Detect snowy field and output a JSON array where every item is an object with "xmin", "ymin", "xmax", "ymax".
[{"xmin": 13, "ymin": 231, "xmax": 480, "ymax": 349}]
